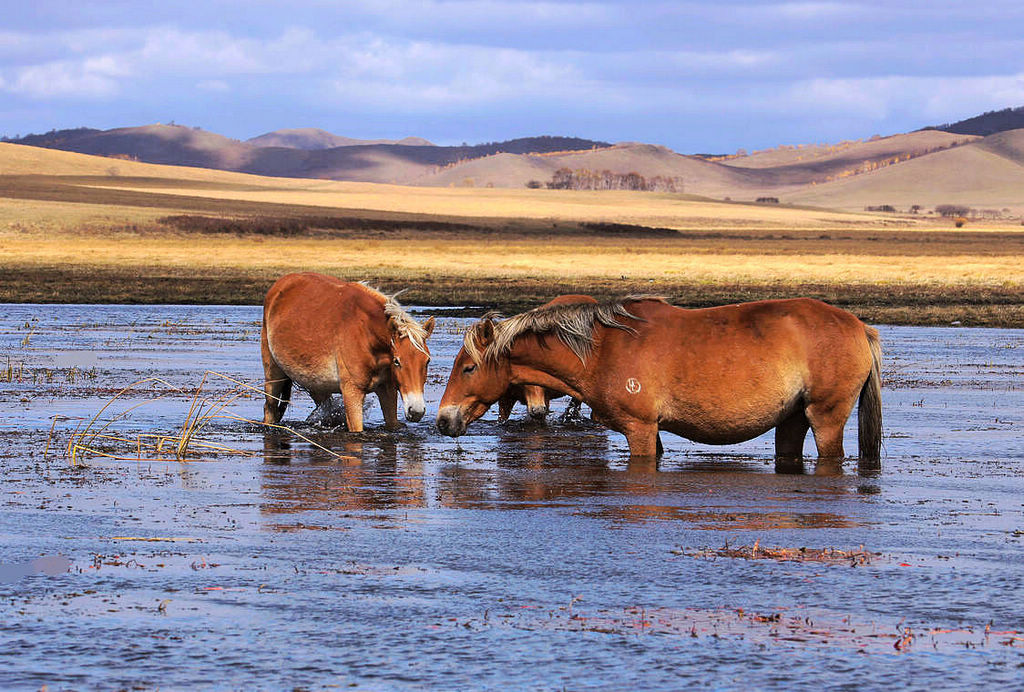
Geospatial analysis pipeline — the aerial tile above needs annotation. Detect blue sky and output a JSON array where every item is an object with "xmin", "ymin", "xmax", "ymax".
[{"xmin": 2, "ymin": 1, "xmax": 1023, "ymax": 152}]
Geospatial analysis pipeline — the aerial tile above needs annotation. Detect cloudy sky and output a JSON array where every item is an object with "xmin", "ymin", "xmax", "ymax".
[{"xmin": 2, "ymin": 1, "xmax": 1023, "ymax": 152}]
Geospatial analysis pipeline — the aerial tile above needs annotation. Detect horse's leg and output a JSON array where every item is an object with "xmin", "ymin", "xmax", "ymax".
[
  {"xmin": 377, "ymin": 383, "xmax": 401, "ymax": 431},
  {"xmin": 341, "ymin": 383, "xmax": 366, "ymax": 433},
  {"xmin": 623, "ymin": 421, "xmax": 660, "ymax": 459},
  {"xmin": 561, "ymin": 397, "xmax": 583, "ymax": 422},
  {"xmin": 656, "ymin": 433, "xmax": 664, "ymax": 458},
  {"xmin": 497, "ymin": 393, "xmax": 515, "ymax": 423},
  {"xmin": 306, "ymin": 391, "xmax": 338, "ymax": 426},
  {"xmin": 262, "ymin": 350, "xmax": 291, "ymax": 425},
  {"xmin": 806, "ymin": 397, "xmax": 857, "ymax": 461},
  {"xmin": 774, "ymin": 408, "xmax": 809, "ymax": 460}
]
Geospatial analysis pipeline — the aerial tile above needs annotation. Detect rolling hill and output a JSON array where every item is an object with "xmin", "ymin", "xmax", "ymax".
[
  {"xmin": 410, "ymin": 143, "xmax": 770, "ymax": 198},
  {"xmin": 785, "ymin": 129, "xmax": 1024, "ymax": 212},
  {"xmin": 246, "ymin": 128, "xmax": 434, "ymax": 149},
  {"xmin": 5, "ymin": 110, "xmax": 1024, "ymax": 213},
  {"xmin": 2, "ymin": 125, "xmax": 611, "ymax": 184}
]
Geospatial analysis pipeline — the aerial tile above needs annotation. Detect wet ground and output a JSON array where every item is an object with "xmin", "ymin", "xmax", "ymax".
[{"xmin": 1, "ymin": 304, "xmax": 1022, "ymax": 690}]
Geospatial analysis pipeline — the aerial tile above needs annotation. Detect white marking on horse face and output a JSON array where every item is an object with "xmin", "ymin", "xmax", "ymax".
[
  {"xmin": 403, "ymin": 391, "xmax": 426, "ymax": 422},
  {"xmin": 625, "ymin": 377, "xmax": 642, "ymax": 394}
]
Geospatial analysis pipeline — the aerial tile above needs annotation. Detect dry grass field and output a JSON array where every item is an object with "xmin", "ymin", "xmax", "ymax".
[{"xmin": 2, "ymin": 144, "xmax": 1022, "ymax": 326}]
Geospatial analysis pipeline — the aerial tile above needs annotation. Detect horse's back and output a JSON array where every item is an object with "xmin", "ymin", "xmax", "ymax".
[{"xmin": 262, "ymin": 273, "xmax": 384, "ymax": 392}]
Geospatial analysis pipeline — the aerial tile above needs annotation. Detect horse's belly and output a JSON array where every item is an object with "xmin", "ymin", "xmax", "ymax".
[
  {"xmin": 661, "ymin": 417, "xmax": 775, "ymax": 445},
  {"xmin": 273, "ymin": 353, "xmax": 341, "ymax": 394},
  {"xmin": 659, "ymin": 394, "xmax": 797, "ymax": 445}
]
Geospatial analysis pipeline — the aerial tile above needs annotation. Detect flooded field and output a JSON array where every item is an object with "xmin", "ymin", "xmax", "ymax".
[{"xmin": 1, "ymin": 304, "xmax": 1022, "ymax": 689}]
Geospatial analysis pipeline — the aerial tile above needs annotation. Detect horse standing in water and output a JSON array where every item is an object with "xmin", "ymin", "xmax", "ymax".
[
  {"xmin": 436, "ymin": 297, "xmax": 882, "ymax": 467},
  {"xmin": 261, "ymin": 273, "xmax": 435, "ymax": 432},
  {"xmin": 496, "ymin": 294, "xmax": 596, "ymax": 422}
]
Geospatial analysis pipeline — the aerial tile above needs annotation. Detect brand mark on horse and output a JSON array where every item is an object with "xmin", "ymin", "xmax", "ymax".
[{"xmin": 626, "ymin": 378, "xmax": 642, "ymax": 394}]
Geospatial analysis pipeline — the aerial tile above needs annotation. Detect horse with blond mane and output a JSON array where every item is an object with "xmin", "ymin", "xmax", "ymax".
[
  {"xmin": 436, "ymin": 296, "xmax": 882, "ymax": 466},
  {"xmin": 261, "ymin": 273, "xmax": 435, "ymax": 431},
  {"xmin": 496, "ymin": 294, "xmax": 596, "ymax": 422}
]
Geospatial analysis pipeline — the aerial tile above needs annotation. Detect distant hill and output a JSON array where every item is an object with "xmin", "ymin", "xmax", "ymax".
[
  {"xmin": 785, "ymin": 128, "xmax": 1024, "ymax": 212},
  {"xmin": 411, "ymin": 143, "xmax": 767, "ymax": 197},
  {"xmin": 247, "ymin": 128, "xmax": 434, "ymax": 149},
  {"xmin": 927, "ymin": 106, "xmax": 1024, "ymax": 136},
  {"xmin": 5, "ymin": 113, "xmax": 1024, "ymax": 213},
  {"xmin": 2, "ymin": 125, "xmax": 610, "ymax": 183}
]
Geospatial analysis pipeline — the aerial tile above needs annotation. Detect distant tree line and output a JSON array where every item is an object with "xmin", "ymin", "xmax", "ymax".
[
  {"xmin": 2, "ymin": 127, "xmax": 101, "ymax": 146},
  {"xmin": 926, "ymin": 106, "xmax": 1024, "ymax": 136},
  {"xmin": 542, "ymin": 167, "xmax": 684, "ymax": 192},
  {"xmin": 935, "ymin": 204, "xmax": 973, "ymax": 218}
]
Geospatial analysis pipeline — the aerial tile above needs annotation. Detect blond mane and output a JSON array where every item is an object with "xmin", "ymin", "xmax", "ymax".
[
  {"xmin": 463, "ymin": 296, "xmax": 664, "ymax": 364},
  {"xmin": 360, "ymin": 282, "xmax": 430, "ymax": 354}
]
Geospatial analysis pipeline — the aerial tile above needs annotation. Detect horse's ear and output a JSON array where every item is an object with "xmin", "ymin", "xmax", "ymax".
[
  {"xmin": 387, "ymin": 316, "xmax": 400, "ymax": 337},
  {"xmin": 422, "ymin": 316, "xmax": 435, "ymax": 338},
  {"xmin": 478, "ymin": 318, "xmax": 495, "ymax": 345}
]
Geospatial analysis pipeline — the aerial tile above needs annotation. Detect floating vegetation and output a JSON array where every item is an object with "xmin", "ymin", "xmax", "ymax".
[
  {"xmin": 451, "ymin": 602, "xmax": 1023, "ymax": 654},
  {"xmin": 0, "ymin": 357, "xmax": 98, "ymax": 385},
  {"xmin": 677, "ymin": 539, "xmax": 880, "ymax": 566}
]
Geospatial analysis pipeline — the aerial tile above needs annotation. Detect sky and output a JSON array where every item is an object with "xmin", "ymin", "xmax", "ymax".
[{"xmin": 2, "ymin": 1, "xmax": 1024, "ymax": 153}]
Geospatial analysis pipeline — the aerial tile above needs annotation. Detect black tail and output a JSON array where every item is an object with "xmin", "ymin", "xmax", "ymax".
[{"xmin": 858, "ymin": 326, "xmax": 883, "ymax": 466}]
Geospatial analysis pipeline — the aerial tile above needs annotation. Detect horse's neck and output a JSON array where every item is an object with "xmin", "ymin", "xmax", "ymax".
[{"xmin": 507, "ymin": 333, "xmax": 589, "ymax": 399}]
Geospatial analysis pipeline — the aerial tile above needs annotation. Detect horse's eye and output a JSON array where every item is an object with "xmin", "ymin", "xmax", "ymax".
[
  {"xmin": 393, "ymin": 357, "xmax": 402, "ymax": 368},
  {"xmin": 462, "ymin": 364, "xmax": 477, "ymax": 375}
]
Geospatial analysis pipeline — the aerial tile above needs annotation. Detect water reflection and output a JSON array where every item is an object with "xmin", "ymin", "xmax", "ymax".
[{"xmin": 257, "ymin": 426, "xmax": 868, "ymax": 532}]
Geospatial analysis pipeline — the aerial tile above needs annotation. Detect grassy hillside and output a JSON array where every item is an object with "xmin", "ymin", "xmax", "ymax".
[
  {"xmin": 1, "ymin": 143, "xmax": 1022, "ymax": 326},
  {"xmin": 786, "ymin": 139, "xmax": 1024, "ymax": 213}
]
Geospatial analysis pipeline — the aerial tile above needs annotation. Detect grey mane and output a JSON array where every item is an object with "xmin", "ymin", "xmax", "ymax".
[{"xmin": 464, "ymin": 295, "xmax": 664, "ymax": 364}]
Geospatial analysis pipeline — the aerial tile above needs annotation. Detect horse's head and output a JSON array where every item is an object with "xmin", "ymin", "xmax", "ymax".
[
  {"xmin": 389, "ymin": 315, "xmax": 435, "ymax": 422},
  {"xmin": 521, "ymin": 385, "xmax": 550, "ymax": 419},
  {"xmin": 496, "ymin": 384, "xmax": 548, "ymax": 422},
  {"xmin": 436, "ymin": 317, "xmax": 510, "ymax": 437}
]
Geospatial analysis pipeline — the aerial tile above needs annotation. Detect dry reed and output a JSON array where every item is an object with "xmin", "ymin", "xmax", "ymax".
[{"xmin": 56, "ymin": 370, "xmax": 346, "ymax": 465}]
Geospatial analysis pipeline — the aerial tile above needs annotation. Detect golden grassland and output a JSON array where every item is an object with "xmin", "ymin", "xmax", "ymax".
[{"xmin": 1, "ymin": 158, "xmax": 1022, "ymax": 326}]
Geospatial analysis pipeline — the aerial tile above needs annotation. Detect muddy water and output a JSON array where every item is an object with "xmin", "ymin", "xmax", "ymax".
[{"xmin": 0, "ymin": 304, "xmax": 1022, "ymax": 690}]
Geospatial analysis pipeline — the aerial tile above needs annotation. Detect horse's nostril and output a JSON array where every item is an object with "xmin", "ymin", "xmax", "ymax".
[{"xmin": 436, "ymin": 416, "xmax": 450, "ymax": 433}]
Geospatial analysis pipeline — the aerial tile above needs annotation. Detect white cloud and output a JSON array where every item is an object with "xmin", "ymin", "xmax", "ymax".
[
  {"xmin": 782, "ymin": 74, "xmax": 1024, "ymax": 121},
  {"xmin": 770, "ymin": 2, "xmax": 859, "ymax": 19},
  {"xmin": 6, "ymin": 57, "xmax": 127, "ymax": 98},
  {"xmin": 344, "ymin": 0, "xmax": 617, "ymax": 29},
  {"xmin": 328, "ymin": 40, "xmax": 584, "ymax": 108}
]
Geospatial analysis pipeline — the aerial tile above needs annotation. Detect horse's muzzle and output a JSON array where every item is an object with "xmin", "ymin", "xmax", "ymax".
[
  {"xmin": 527, "ymin": 404, "xmax": 549, "ymax": 419},
  {"xmin": 403, "ymin": 393, "xmax": 426, "ymax": 422},
  {"xmin": 435, "ymin": 406, "xmax": 465, "ymax": 437}
]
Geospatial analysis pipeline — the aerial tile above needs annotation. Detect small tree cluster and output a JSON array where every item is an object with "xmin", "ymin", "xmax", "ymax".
[
  {"xmin": 756, "ymin": 196, "xmax": 779, "ymax": 204},
  {"xmin": 935, "ymin": 204, "xmax": 973, "ymax": 218},
  {"xmin": 546, "ymin": 168, "xmax": 683, "ymax": 192}
]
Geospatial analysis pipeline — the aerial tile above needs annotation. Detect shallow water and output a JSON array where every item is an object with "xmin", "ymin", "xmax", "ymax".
[{"xmin": 1, "ymin": 304, "xmax": 1022, "ymax": 690}]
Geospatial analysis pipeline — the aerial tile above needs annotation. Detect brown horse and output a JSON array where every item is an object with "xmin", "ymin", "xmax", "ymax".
[
  {"xmin": 436, "ymin": 297, "xmax": 882, "ymax": 466},
  {"xmin": 496, "ymin": 294, "xmax": 596, "ymax": 422},
  {"xmin": 261, "ymin": 272, "xmax": 435, "ymax": 431}
]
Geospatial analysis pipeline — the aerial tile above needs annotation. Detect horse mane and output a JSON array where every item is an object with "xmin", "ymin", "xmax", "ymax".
[
  {"xmin": 464, "ymin": 296, "xmax": 665, "ymax": 364},
  {"xmin": 359, "ymin": 282, "xmax": 430, "ymax": 354}
]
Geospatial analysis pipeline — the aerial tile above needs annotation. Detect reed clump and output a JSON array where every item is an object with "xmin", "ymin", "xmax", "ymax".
[{"xmin": 51, "ymin": 370, "xmax": 345, "ymax": 465}]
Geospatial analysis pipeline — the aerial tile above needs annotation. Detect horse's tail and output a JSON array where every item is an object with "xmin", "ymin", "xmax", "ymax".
[{"xmin": 858, "ymin": 326, "xmax": 883, "ymax": 466}]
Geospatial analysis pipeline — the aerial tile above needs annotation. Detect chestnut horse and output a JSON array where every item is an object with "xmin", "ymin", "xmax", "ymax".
[
  {"xmin": 261, "ymin": 273, "xmax": 435, "ymax": 431},
  {"xmin": 496, "ymin": 294, "xmax": 596, "ymax": 422},
  {"xmin": 437, "ymin": 297, "xmax": 882, "ymax": 466}
]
